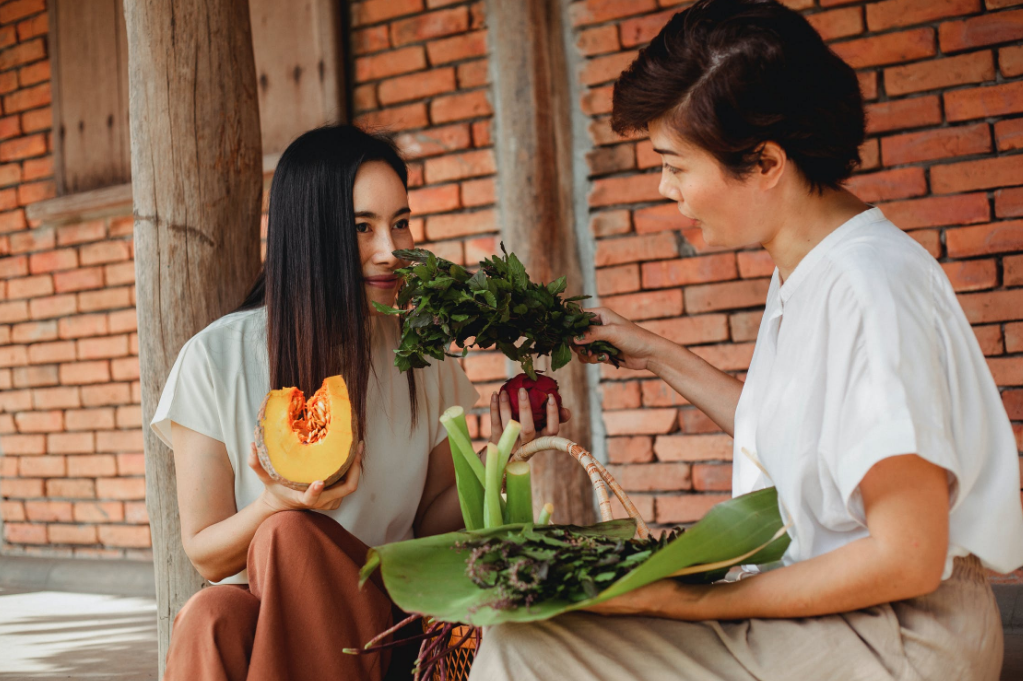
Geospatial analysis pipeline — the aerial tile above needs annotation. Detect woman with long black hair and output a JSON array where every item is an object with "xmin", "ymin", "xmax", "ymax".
[
  {"xmin": 470, "ymin": 1, "xmax": 1023, "ymax": 679},
  {"xmin": 149, "ymin": 125, "xmax": 566, "ymax": 680}
]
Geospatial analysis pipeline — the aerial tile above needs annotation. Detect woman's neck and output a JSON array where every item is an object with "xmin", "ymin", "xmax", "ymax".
[{"xmin": 761, "ymin": 188, "xmax": 872, "ymax": 283}]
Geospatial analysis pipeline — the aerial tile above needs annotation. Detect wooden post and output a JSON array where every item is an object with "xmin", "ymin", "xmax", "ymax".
[
  {"xmin": 486, "ymin": 0, "xmax": 596, "ymax": 526},
  {"xmin": 123, "ymin": 1, "xmax": 263, "ymax": 675}
]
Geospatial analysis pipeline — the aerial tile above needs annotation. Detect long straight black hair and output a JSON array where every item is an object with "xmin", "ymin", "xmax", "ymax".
[{"xmin": 237, "ymin": 124, "xmax": 418, "ymax": 436}]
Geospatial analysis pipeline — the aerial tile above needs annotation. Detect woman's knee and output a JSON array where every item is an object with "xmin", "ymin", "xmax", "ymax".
[
  {"xmin": 251, "ymin": 510, "xmax": 366, "ymax": 565},
  {"xmin": 173, "ymin": 585, "xmax": 259, "ymax": 641}
]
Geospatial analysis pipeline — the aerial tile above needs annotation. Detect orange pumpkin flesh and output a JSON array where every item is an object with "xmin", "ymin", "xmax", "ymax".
[{"xmin": 254, "ymin": 375, "xmax": 358, "ymax": 491}]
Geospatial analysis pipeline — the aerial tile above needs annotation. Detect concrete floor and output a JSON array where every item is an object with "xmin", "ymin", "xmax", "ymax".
[{"xmin": 0, "ymin": 587, "xmax": 157, "ymax": 680}]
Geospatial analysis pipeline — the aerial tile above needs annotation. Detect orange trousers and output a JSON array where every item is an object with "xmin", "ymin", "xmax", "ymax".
[{"xmin": 164, "ymin": 510, "xmax": 405, "ymax": 681}]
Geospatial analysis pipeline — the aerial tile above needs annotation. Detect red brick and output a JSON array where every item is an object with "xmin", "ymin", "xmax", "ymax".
[
  {"xmin": 639, "ymin": 315, "xmax": 731, "ymax": 348},
  {"xmin": 78, "ymin": 287, "xmax": 130, "ymax": 313},
  {"xmin": 886, "ymin": 51, "xmax": 994, "ymax": 98},
  {"xmin": 996, "ymin": 187, "xmax": 1023, "ymax": 218},
  {"xmin": 59, "ymin": 361, "xmax": 110, "ymax": 386},
  {"xmin": 8, "ymin": 321, "xmax": 53, "ymax": 348},
  {"xmin": 28, "ymin": 249, "xmax": 77, "ymax": 274},
  {"xmin": 577, "ymin": 25, "xmax": 620, "ymax": 56},
  {"xmin": 0, "ymin": 476, "xmax": 43, "ymax": 498},
  {"xmin": 946, "ymin": 80, "xmax": 1023, "ymax": 121},
  {"xmin": 27, "ymin": 341, "xmax": 74, "ymax": 365},
  {"xmin": 0, "ymin": 114, "xmax": 20, "ymax": 140},
  {"xmin": 881, "ymin": 123, "xmax": 992, "ymax": 167},
  {"xmin": 98, "ymin": 524, "xmax": 151, "ymax": 548},
  {"xmin": 636, "ymin": 139, "xmax": 662, "ymax": 170},
  {"xmin": 946, "ymin": 221, "xmax": 1023, "ymax": 258},
  {"xmin": 2, "ymin": 82, "xmax": 49, "ymax": 115},
  {"xmin": 975, "ymin": 323, "xmax": 1005, "ymax": 356},
  {"xmin": 606, "ymin": 462, "xmax": 690, "ymax": 492},
  {"xmin": 396, "ymin": 124, "xmax": 472, "ymax": 161},
  {"xmin": 603, "ymin": 408, "xmax": 678, "ymax": 436},
  {"xmin": 858, "ymin": 71, "xmax": 878, "ymax": 102},
  {"xmin": 858, "ymin": 138, "xmax": 880, "ymax": 171},
  {"xmin": 0, "ymin": 25, "xmax": 11, "ymax": 49},
  {"xmin": 640, "ymin": 253, "xmax": 738, "ymax": 289},
  {"xmin": 879, "ymin": 193, "xmax": 990, "ymax": 229},
  {"xmin": 959, "ymin": 289, "xmax": 1023, "ymax": 324},
  {"xmin": 392, "ymin": 7, "xmax": 469, "ymax": 47},
  {"xmin": 656, "ymin": 493, "xmax": 731, "ymax": 523},
  {"xmin": 692, "ymin": 463, "xmax": 732, "ymax": 491},
  {"xmin": 846, "ymin": 167, "xmax": 927, "ymax": 202},
  {"xmin": 734, "ymin": 250, "xmax": 774, "ymax": 279},
  {"xmin": 460, "ymin": 178, "xmax": 494, "ymax": 208},
  {"xmin": 46, "ymin": 524, "xmax": 97, "ymax": 545},
  {"xmin": 20, "ymin": 106, "xmax": 50, "ymax": 133},
  {"xmin": 0, "ymin": 37, "xmax": 43, "ymax": 71},
  {"xmin": 28, "ymin": 294, "xmax": 76, "ymax": 320},
  {"xmin": 67, "ymin": 454, "xmax": 118, "ymax": 478},
  {"xmin": 867, "ymin": 0, "xmax": 979, "ymax": 31},
  {"xmin": 0, "ymin": 162, "xmax": 20, "ymax": 186},
  {"xmin": 354, "ymin": 102, "xmax": 429, "ymax": 132},
  {"xmin": 52, "ymin": 267, "xmax": 104, "ymax": 294},
  {"xmin": 117, "ymin": 452, "xmax": 146, "ymax": 476},
  {"xmin": 32, "ymin": 387, "xmax": 80, "ymax": 410},
  {"xmin": 462, "ymin": 235, "xmax": 498, "ymax": 263},
  {"xmin": 932, "ymin": 156, "xmax": 1023, "ymax": 194},
  {"xmin": 80, "ymin": 383, "xmax": 131, "ymax": 407},
  {"xmin": 995, "ymin": 118, "xmax": 1023, "ymax": 152},
  {"xmin": 0, "ymin": 70, "xmax": 16, "ymax": 96},
  {"xmin": 423, "ymin": 209, "xmax": 495, "ymax": 240},
  {"xmin": 16, "ymin": 178, "xmax": 54, "ymax": 206},
  {"xmin": 353, "ymin": 25, "xmax": 389, "ymax": 54},
  {"xmin": 104, "ymin": 262, "xmax": 135, "ymax": 287},
  {"xmin": 355, "ymin": 46, "xmax": 426, "ymax": 83},
  {"xmin": 729, "ymin": 311, "xmax": 764, "ymax": 343},
  {"xmin": 607, "ymin": 436, "xmax": 654, "ymax": 464},
  {"xmin": 832, "ymin": 28, "xmax": 935, "ymax": 69},
  {"xmin": 96, "ymin": 477, "xmax": 146, "ymax": 500},
  {"xmin": 457, "ymin": 59, "xmax": 489, "ymax": 89},
  {"xmin": 57, "ymin": 314, "xmax": 109, "ymax": 340},
  {"xmin": 426, "ymin": 30, "xmax": 486, "ymax": 65},
  {"xmin": 590, "ymin": 210, "xmax": 631, "ymax": 237},
  {"xmin": 690, "ymin": 342, "xmax": 755, "ymax": 372},
  {"xmin": 596, "ymin": 264, "xmax": 640, "ymax": 296},
  {"xmin": 73, "ymin": 501, "xmax": 124, "ymax": 523},
  {"xmin": 988, "ymin": 356, "xmax": 1023, "ymax": 386},
  {"xmin": 941, "ymin": 259, "xmax": 998, "ymax": 292},
  {"xmin": 17, "ymin": 57, "xmax": 48, "ymax": 86},
  {"xmin": 79, "ymin": 241, "xmax": 130, "ymax": 267},
  {"xmin": 619, "ymin": 9, "xmax": 677, "ymax": 47},
  {"xmin": 0, "ymin": 500, "xmax": 25, "ymax": 521},
  {"xmin": 684, "ymin": 279, "xmax": 771, "ymax": 314},
  {"xmin": 0, "ymin": 254, "xmax": 26, "ymax": 278},
  {"xmin": 677, "ymin": 409, "xmax": 721, "ymax": 435},
  {"xmin": 64, "ymin": 407, "xmax": 115, "ymax": 432},
  {"xmin": 808, "ymin": 7, "xmax": 864, "ymax": 40},
  {"xmin": 429, "ymin": 89, "xmax": 492, "ymax": 125},
  {"xmin": 1004, "ymin": 389, "xmax": 1023, "ymax": 420},
  {"xmin": 9, "ymin": 226, "xmax": 53, "ymax": 254},
  {"xmin": 1005, "ymin": 321, "xmax": 1023, "ymax": 353},
  {"xmin": 1002, "ymin": 44, "xmax": 1023, "ymax": 78},
  {"xmin": 110, "ymin": 357, "xmax": 139, "ymax": 382},
  {"xmin": 11, "ymin": 365, "xmax": 55, "ymax": 388},
  {"xmin": 0, "ymin": 343, "xmax": 26, "ymax": 367},
  {"xmin": 423, "ymin": 149, "xmax": 494, "ymax": 184},
  {"xmin": 46, "ymin": 478, "xmax": 95, "ymax": 499},
  {"xmin": 124, "ymin": 501, "xmax": 149, "ymax": 524},
  {"xmin": 353, "ymin": 84, "xmax": 376, "ymax": 114},
  {"xmin": 865, "ymin": 96, "xmax": 942, "ymax": 134},
  {"xmin": 0, "ymin": 0, "xmax": 44, "ymax": 24},
  {"xmin": 14, "ymin": 409, "xmax": 62, "ymax": 433},
  {"xmin": 603, "ymin": 289, "xmax": 683, "ymax": 321},
  {"xmin": 351, "ymin": 0, "xmax": 423, "ymax": 27},
  {"xmin": 595, "ymin": 232, "xmax": 678, "ymax": 267},
  {"xmin": 586, "ymin": 144, "xmax": 635, "ymax": 176},
  {"xmin": 590, "ymin": 173, "xmax": 661, "ymax": 208},
  {"xmin": 571, "ymin": 0, "xmax": 657, "ymax": 26},
  {"xmin": 912, "ymin": 230, "xmax": 941, "ymax": 260},
  {"xmin": 19, "ymin": 454, "xmax": 64, "ymax": 477},
  {"xmin": 408, "ymin": 184, "xmax": 460, "ymax": 216},
  {"xmin": 581, "ymin": 86, "xmax": 614, "ymax": 116},
  {"xmin": 0, "ymin": 208, "xmax": 24, "ymax": 233},
  {"xmin": 589, "ymin": 116, "xmax": 645, "ymax": 146},
  {"xmin": 940, "ymin": 9, "xmax": 1023, "ymax": 52},
  {"xmin": 76, "ymin": 335, "xmax": 129, "ymax": 361},
  {"xmin": 95, "ymin": 430, "xmax": 144, "ymax": 453},
  {"xmin": 4, "ymin": 523, "xmax": 46, "ymax": 544},
  {"xmin": 6, "ymin": 274, "xmax": 51, "ymax": 299},
  {"xmin": 21, "ymin": 157, "xmax": 51, "ymax": 183},
  {"xmin": 0, "ymin": 131, "xmax": 43, "ymax": 162},
  {"xmin": 581, "ymin": 50, "xmax": 639, "ymax": 87},
  {"xmin": 1008, "ymin": 254, "xmax": 1023, "ymax": 286}
]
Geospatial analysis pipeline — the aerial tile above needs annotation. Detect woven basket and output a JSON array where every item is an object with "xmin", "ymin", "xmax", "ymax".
[{"xmin": 431, "ymin": 436, "xmax": 650, "ymax": 681}]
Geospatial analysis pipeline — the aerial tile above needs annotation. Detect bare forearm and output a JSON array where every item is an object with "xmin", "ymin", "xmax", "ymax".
[
  {"xmin": 415, "ymin": 484, "xmax": 465, "ymax": 537},
  {"xmin": 651, "ymin": 536, "xmax": 941, "ymax": 621},
  {"xmin": 184, "ymin": 494, "xmax": 278, "ymax": 582},
  {"xmin": 646, "ymin": 339, "xmax": 744, "ymax": 436}
]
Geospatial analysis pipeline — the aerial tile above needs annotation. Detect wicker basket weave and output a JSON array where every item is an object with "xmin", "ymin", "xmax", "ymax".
[{"xmin": 431, "ymin": 436, "xmax": 651, "ymax": 681}]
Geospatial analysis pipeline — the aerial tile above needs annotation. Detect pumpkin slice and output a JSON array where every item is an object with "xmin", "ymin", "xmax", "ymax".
[{"xmin": 254, "ymin": 375, "xmax": 359, "ymax": 490}]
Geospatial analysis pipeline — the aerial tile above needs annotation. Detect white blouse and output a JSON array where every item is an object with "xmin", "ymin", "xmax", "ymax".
[
  {"xmin": 151, "ymin": 308, "xmax": 480, "ymax": 585},
  {"xmin": 732, "ymin": 207, "xmax": 1023, "ymax": 578}
]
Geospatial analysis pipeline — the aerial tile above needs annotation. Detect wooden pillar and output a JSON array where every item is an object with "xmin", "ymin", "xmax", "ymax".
[
  {"xmin": 486, "ymin": 0, "xmax": 596, "ymax": 526},
  {"xmin": 123, "ymin": 1, "xmax": 263, "ymax": 675}
]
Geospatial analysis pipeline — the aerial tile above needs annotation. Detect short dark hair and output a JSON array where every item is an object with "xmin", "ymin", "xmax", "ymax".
[{"xmin": 612, "ymin": 0, "xmax": 865, "ymax": 195}]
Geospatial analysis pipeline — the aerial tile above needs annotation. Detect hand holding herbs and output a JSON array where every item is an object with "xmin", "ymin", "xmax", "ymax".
[{"xmin": 372, "ymin": 246, "xmax": 620, "ymax": 380}]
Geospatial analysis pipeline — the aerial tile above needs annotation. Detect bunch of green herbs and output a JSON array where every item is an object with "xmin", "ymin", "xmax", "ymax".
[
  {"xmin": 456, "ymin": 524, "xmax": 694, "ymax": 611},
  {"xmin": 372, "ymin": 245, "xmax": 620, "ymax": 379}
]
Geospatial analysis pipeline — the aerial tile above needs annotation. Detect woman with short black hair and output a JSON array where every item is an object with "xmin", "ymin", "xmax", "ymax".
[{"xmin": 470, "ymin": 1, "xmax": 1022, "ymax": 679}]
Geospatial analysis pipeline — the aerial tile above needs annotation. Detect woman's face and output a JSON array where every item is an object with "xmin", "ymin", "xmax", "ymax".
[
  {"xmin": 352, "ymin": 160, "xmax": 414, "ymax": 313},
  {"xmin": 649, "ymin": 118, "xmax": 775, "ymax": 250}
]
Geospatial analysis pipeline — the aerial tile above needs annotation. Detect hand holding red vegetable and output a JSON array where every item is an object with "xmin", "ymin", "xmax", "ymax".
[
  {"xmin": 573, "ymin": 306, "xmax": 672, "ymax": 372},
  {"xmin": 489, "ymin": 385, "xmax": 571, "ymax": 453}
]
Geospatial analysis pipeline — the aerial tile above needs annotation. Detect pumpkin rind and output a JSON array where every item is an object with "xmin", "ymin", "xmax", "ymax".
[{"xmin": 253, "ymin": 375, "xmax": 359, "ymax": 491}]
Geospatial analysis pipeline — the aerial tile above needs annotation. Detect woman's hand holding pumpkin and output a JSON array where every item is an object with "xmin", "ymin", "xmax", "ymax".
[{"xmin": 248, "ymin": 441, "xmax": 363, "ymax": 513}]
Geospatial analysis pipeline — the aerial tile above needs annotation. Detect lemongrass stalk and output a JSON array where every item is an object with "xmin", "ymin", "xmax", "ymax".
[
  {"xmin": 504, "ymin": 461, "xmax": 534, "ymax": 524},
  {"xmin": 537, "ymin": 502, "xmax": 554, "ymax": 526},
  {"xmin": 496, "ymin": 420, "xmax": 522, "ymax": 473},
  {"xmin": 484, "ymin": 443, "xmax": 503, "ymax": 529},
  {"xmin": 440, "ymin": 406, "xmax": 486, "ymax": 487}
]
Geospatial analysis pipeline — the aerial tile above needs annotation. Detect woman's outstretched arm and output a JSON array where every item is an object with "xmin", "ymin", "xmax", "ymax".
[{"xmin": 574, "ymin": 307, "xmax": 744, "ymax": 436}]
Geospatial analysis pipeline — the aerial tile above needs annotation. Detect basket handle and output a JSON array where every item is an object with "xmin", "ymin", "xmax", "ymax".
[{"xmin": 511, "ymin": 436, "xmax": 651, "ymax": 539}]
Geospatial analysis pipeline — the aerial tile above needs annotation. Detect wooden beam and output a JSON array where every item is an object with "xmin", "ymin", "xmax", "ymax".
[
  {"xmin": 486, "ymin": 0, "xmax": 596, "ymax": 526},
  {"xmin": 123, "ymin": 0, "xmax": 263, "ymax": 675}
]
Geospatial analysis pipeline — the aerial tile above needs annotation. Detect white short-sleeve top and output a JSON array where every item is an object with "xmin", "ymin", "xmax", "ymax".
[
  {"xmin": 150, "ymin": 308, "xmax": 480, "ymax": 585},
  {"xmin": 732, "ymin": 207, "xmax": 1023, "ymax": 578}
]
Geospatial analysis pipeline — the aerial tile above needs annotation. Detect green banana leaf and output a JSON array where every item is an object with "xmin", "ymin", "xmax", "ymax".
[{"xmin": 360, "ymin": 488, "xmax": 789, "ymax": 626}]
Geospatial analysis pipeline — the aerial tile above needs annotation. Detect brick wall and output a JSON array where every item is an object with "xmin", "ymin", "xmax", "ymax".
[{"xmin": 568, "ymin": 0, "xmax": 1023, "ymax": 533}]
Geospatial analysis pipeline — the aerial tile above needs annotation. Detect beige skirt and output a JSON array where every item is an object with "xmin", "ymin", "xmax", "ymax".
[{"xmin": 468, "ymin": 556, "xmax": 1003, "ymax": 681}]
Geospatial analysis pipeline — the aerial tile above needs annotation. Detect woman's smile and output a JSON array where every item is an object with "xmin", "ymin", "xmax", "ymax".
[{"xmin": 364, "ymin": 274, "xmax": 399, "ymax": 289}]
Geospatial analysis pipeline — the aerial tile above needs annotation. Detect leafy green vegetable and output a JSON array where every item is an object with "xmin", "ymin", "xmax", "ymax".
[{"xmin": 373, "ymin": 245, "xmax": 620, "ymax": 379}]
